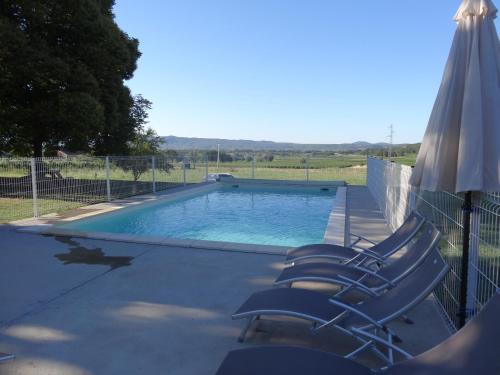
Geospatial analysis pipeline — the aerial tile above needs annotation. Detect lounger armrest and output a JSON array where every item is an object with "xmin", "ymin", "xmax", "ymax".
[
  {"xmin": 353, "ymin": 266, "xmax": 395, "ymax": 286},
  {"xmin": 350, "ymin": 233, "xmax": 378, "ymax": 247},
  {"xmin": 355, "ymin": 248, "xmax": 387, "ymax": 263},
  {"xmin": 326, "ymin": 299, "xmax": 385, "ymax": 330},
  {"xmin": 334, "ymin": 275, "xmax": 380, "ymax": 297},
  {"xmin": 343, "ymin": 253, "xmax": 386, "ymax": 270},
  {"xmin": 350, "ymin": 327, "xmax": 413, "ymax": 359},
  {"xmin": 350, "ymin": 244, "xmax": 369, "ymax": 251},
  {"xmin": 313, "ymin": 310, "xmax": 351, "ymax": 331}
]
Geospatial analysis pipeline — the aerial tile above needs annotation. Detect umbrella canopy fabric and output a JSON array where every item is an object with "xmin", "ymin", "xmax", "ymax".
[{"xmin": 410, "ymin": 0, "xmax": 500, "ymax": 193}]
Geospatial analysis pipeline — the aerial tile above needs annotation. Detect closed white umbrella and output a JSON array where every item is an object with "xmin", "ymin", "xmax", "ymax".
[
  {"xmin": 411, "ymin": 0, "xmax": 500, "ymax": 193},
  {"xmin": 410, "ymin": 0, "xmax": 500, "ymax": 327}
]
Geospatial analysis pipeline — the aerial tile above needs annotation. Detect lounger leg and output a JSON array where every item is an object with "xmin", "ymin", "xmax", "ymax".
[
  {"xmin": 0, "ymin": 353, "xmax": 15, "ymax": 362},
  {"xmin": 386, "ymin": 331, "xmax": 394, "ymax": 366},
  {"xmin": 385, "ymin": 327, "xmax": 402, "ymax": 343},
  {"xmin": 368, "ymin": 329, "xmax": 393, "ymax": 365},
  {"xmin": 334, "ymin": 285, "xmax": 353, "ymax": 298},
  {"xmin": 238, "ymin": 317, "xmax": 256, "ymax": 343},
  {"xmin": 344, "ymin": 329, "xmax": 389, "ymax": 364},
  {"xmin": 310, "ymin": 322, "xmax": 318, "ymax": 332},
  {"xmin": 344, "ymin": 341, "xmax": 373, "ymax": 359},
  {"xmin": 401, "ymin": 315, "xmax": 414, "ymax": 325}
]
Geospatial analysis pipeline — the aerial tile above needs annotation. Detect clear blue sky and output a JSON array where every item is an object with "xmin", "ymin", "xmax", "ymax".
[{"xmin": 114, "ymin": 0, "xmax": 499, "ymax": 144}]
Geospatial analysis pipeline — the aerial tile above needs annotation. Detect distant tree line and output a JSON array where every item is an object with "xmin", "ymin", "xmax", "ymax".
[
  {"xmin": 156, "ymin": 146, "xmax": 421, "ymax": 165},
  {"xmin": 365, "ymin": 144, "xmax": 421, "ymax": 158}
]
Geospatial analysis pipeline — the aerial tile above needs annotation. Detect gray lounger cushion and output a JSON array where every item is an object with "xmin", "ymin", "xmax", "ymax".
[
  {"xmin": 215, "ymin": 346, "xmax": 371, "ymax": 375},
  {"xmin": 285, "ymin": 243, "xmax": 361, "ymax": 262},
  {"xmin": 233, "ymin": 287, "xmax": 343, "ymax": 324},
  {"xmin": 286, "ymin": 211, "xmax": 424, "ymax": 263},
  {"xmin": 277, "ymin": 224, "xmax": 440, "ymax": 290},
  {"xmin": 385, "ymin": 290, "xmax": 500, "ymax": 375},
  {"xmin": 234, "ymin": 248, "xmax": 450, "ymax": 336},
  {"xmin": 275, "ymin": 261, "xmax": 386, "ymax": 288},
  {"xmin": 218, "ymin": 291, "xmax": 500, "ymax": 375}
]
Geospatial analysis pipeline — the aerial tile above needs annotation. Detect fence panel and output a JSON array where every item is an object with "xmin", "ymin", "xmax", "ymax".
[
  {"xmin": 468, "ymin": 193, "xmax": 500, "ymax": 314},
  {"xmin": 367, "ymin": 157, "xmax": 500, "ymax": 330},
  {"xmin": 1, "ymin": 153, "xmax": 367, "ymax": 223},
  {"xmin": 108, "ymin": 156, "xmax": 154, "ymax": 198},
  {"xmin": 0, "ymin": 155, "xmax": 190, "ymax": 222},
  {"xmin": 34, "ymin": 157, "xmax": 108, "ymax": 216},
  {"xmin": 155, "ymin": 156, "xmax": 185, "ymax": 187},
  {"xmin": 0, "ymin": 158, "xmax": 34, "ymax": 222}
]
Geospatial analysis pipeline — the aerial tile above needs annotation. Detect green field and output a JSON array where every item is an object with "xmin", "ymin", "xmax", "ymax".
[
  {"xmin": 390, "ymin": 155, "xmax": 418, "ymax": 166},
  {"xmin": 0, "ymin": 198, "xmax": 83, "ymax": 223}
]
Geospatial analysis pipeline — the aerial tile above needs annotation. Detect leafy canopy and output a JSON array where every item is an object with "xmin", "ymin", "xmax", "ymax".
[{"xmin": 0, "ymin": 0, "xmax": 147, "ymax": 156}]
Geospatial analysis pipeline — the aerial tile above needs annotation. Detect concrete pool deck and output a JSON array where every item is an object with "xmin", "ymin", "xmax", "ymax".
[{"xmin": 0, "ymin": 186, "xmax": 450, "ymax": 374}]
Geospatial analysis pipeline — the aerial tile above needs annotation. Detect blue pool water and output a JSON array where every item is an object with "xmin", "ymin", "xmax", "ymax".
[{"xmin": 60, "ymin": 185, "xmax": 337, "ymax": 247}]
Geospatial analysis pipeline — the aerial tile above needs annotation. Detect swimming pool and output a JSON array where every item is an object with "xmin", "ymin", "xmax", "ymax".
[{"xmin": 59, "ymin": 184, "xmax": 337, "ymax": 247}]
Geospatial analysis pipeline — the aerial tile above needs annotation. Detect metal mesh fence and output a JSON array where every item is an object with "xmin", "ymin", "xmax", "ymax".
[
  {"xmin": 367, "ymin": 157, "xmax": 500, "ymax": 330},
  {"xmin": 0, "ymin": 158, "xmax": 35, "ymax": 221},
  {"xmin": 0, "ymin": 153, "xmax": 367, "ymax": 223},
  {"xmin": 174, "ymin": 151, "xmax": 367, "ymax": 184},
  {"xmin": 0, "ymin": 155, "xmax": 189, "ymax": 223},
  {"xmin": 469, "ymin": 193, "xmax": 500, "ymax": 314},
  {"xmin": 34, "ymin": 157, "xmax": 108, "ymax": 216}
]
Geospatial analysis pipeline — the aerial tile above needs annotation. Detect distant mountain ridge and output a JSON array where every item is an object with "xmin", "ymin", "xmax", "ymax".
[{"xmin": 161, "ymin": 136, "xmax": 408, "ymax": 152}]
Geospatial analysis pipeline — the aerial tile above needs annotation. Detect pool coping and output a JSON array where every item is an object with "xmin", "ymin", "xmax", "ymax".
[
  {"xmin": 323, "ymin": 186, "xmax": 347, "ymax": 246},
  {"xmin": 11, "ymin": 180, "xmax": 347, "ymax": 256}
]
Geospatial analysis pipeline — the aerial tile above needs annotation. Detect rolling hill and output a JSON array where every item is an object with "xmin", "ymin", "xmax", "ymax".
[{"xmin": 161, "ymin": 136, "xmax": 408, "ymax": 152}]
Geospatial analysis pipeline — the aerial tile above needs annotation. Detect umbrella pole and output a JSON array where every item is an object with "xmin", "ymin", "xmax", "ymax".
[{"xmin": 458, "ymin": 191, "xmax": 473, "ymax": 328}]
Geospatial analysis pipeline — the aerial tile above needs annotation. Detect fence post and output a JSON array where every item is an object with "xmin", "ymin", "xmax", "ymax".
[
  {"xmin": 105, "ymin": 156, "xmax": 111, "ymax": 202},
  {"xmin": 305, "ymin": 160, "xmax": 309, "ymax": 183},
  {"xmin": 252, "ymin": 153, "xmax": 256, "ymax": 179},
  {"xmin": 152, "ymin": 156, "xmax": 156, "ymax": 193},
  {"xmin": 465, "ymin": 195, "xmax": 481, "ymax": 320},
  {"xmin": 205, "ymin": 154, "xmax": 209, "ymax": 182},
  {"xmin": 183, "ymin": 160, "xmax": 187, "ymax": 186},
  {"xmin": 30, "ymin": 158, "xmax": 39, "ymax": 218},
  {"xmin": 344, "ymin": 187, "xmax": 351, "ymax": 247},
  {"xmin": 408, "ymin": 166, "xmax": 417, "ymax": 212},
  {"xmin": 365, "ymin": 154, "xmax": 369, "ymax": 186}
]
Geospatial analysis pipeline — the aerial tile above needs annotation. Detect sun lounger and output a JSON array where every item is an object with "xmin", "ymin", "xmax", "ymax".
[
  {"xmin": 285, "ymin": 211, "xmax": 425, "ymax": 266},
  {"xmin": 277, "ymin": 223, "xmax": 440, "ymax": 298},
  {"xmin": 217, "ymin": 290, "xmax": 500, "ymax": 375},
  {"xmin": 233, "ymin": 247, "xmax": 449, "ymax": 364}
]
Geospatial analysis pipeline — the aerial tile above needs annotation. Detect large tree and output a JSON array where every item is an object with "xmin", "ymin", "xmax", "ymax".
[{"xmin": 0, "ymin": 0, "xmax": 144, "ymax": 156}]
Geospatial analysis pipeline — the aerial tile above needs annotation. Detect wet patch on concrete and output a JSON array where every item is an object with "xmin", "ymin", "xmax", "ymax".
[{"xmin": 53, "ymin": 236, "xmax": 133, "ymax": 270}]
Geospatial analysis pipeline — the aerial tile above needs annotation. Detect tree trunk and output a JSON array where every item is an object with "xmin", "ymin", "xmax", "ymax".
[{"xmin": 32, "ymin": 139, "xmax": 43, "ymax": 157}]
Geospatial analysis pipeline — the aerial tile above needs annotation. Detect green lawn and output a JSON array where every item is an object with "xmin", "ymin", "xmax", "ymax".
[
  {"xmin": 0, "ymin": 198, "xmax": 83, "ymax": 223},
  {"xmin": 390, "ymin": 155, "xmax": 418, "ymax": 166}
]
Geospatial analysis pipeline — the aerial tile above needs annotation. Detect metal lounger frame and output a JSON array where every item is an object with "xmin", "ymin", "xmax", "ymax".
[
  {"xmin": 277, "ymin": 227, "xmax": 441, "ymax": 298},
  {"xmin": 217, "ymin": 291, "xmax": 500, "ymax": 375},
  {"xmin": 233, "ymin": 250, "xmax": 450, "ymax": 365},
  {"xmin": 286, "ymin": 211, "xmax": 425, "ymax": 266}
]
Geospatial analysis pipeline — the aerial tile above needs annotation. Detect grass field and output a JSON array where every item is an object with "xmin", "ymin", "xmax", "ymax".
[{"xmin": 0, "ymin": 198, "xmax": 83, "ymax": 223}]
